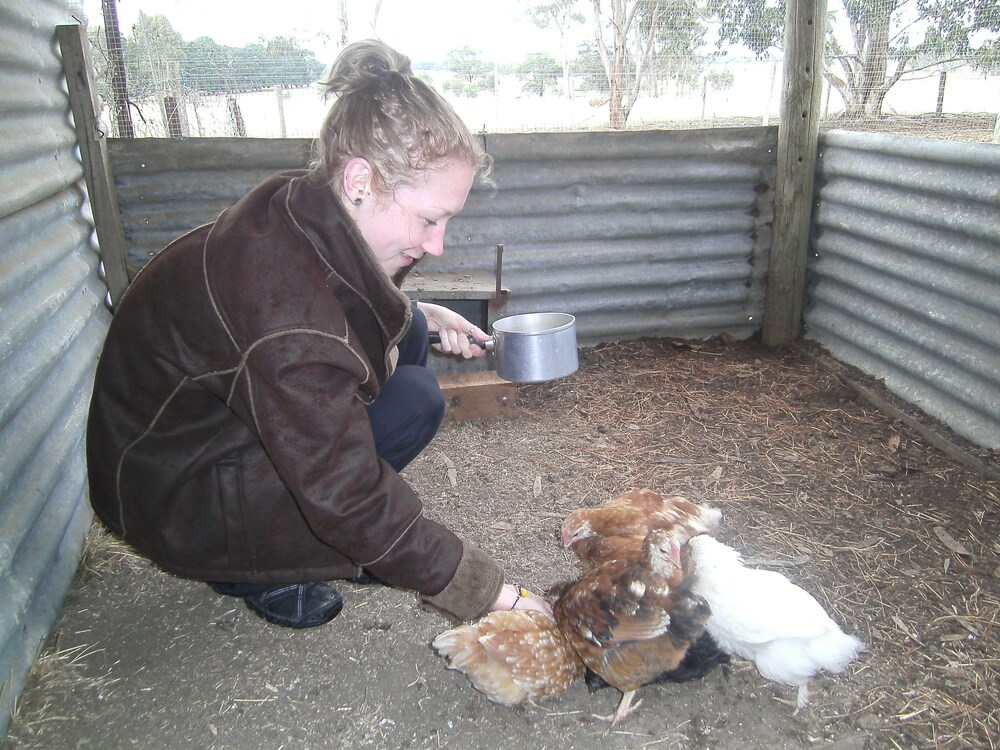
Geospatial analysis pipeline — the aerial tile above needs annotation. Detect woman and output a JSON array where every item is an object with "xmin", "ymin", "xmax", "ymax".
[{"xmin": 86, "ymin": 40, "xmax": 550, "ymax": 629}]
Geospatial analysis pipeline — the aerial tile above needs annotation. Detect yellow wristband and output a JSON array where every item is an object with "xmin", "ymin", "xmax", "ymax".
[{"xmin": 510, "ymin": 585, "xmax": 530, "ymax": 610}]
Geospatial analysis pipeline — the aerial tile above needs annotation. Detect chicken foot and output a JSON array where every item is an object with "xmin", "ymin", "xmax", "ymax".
[{"xmin": 595, "ymin": 689, "xmax": 642, "ymax": 724}]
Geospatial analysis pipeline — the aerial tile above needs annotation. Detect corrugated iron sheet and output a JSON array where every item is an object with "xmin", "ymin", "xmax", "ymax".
[
  {"xmin": 108, "ymin": 128, "xmax": 777, "ymax": 346},
  {"xmin": 806, "ymin": 129, "xmax": 1000, "ymax": 449},
  {"xmin": 439, "ymin": 129, "xmax": 777, "ymax": 345},
  {"xmin": 0, "ymin": 3, "xmax": 108, "ymax": 735}
]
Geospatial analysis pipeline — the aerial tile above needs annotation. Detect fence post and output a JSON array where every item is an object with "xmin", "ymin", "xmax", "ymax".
[
  {"xmin": 57, "ymin": 24, "xmax": 131, "ymax": 307},
  {"xmin": 227, "ymin": 96, "xmax": 246, "ymax": 137},
  {"xmin": 762, "ymin": 0, "xmax": 827, "ymax": 346},
  {"xmin": 100, "ymin": 0, "xmax": 134, "ymax": 138},
  {"xmin": 273, "ymin": 85, "xmax": 287, "ymax": 138},
  {"xmin": 163, "ymin": 60, "xmax": 185, "ymax": 138}
]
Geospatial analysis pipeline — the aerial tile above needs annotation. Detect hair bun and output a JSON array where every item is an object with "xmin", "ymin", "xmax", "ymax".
[
  {"xmin": 320, "ymin": 40, "xmax": 413, "ymax": 98},
  {"xmin": 314, "ymin": 39, "xmax": 492, "ymax": 193}
]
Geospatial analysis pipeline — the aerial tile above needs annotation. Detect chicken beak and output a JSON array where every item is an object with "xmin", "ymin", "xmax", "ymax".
[{"xmin": 671, "ymin": 539, "xmax": 682, "ymax": 567}]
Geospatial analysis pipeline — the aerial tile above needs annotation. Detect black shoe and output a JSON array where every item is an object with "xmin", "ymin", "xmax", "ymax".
[
  {"xmin": 209, "ymin": 581, "xmax": 275, "ymax": 597},
  {"xmin": 346, "ymin": 569, "xmax": 381, "ymax": 585},
  {"xmin": 243, "ymin": 582, "xmax": 343, "ymax": 629}
]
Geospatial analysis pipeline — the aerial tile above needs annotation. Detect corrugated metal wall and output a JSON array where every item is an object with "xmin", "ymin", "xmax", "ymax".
[
  {"xmin": 448, "ymin": 130, "xmax": 777, "ymax": 344},
  {"xmin": 806, "ymin": 129, "xmax": 1000, "ymax": 449},
  {"xmin": 1, "ymin": 15, "xmax": 996, "ymax": 736},
  {"xmin": 108, "ymin": 128, "xmax": 778, "ymax": 345},
  {"xmin": 0, "ymin": 2, "xmax": 108, "ymax": 736}
]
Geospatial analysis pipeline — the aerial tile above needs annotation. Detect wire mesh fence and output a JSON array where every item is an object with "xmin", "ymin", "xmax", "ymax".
[{"xmin": 75, "ymin": 0, "xmax": 1000, "ymax": 142}]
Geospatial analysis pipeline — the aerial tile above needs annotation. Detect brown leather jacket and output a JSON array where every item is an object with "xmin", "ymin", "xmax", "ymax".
[{"xmin": 86, "ymin": 170, "xmax": 502, "ymax": 620}]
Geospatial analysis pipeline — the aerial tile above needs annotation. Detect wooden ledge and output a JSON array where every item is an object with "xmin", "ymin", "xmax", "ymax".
[
  {"xmin": 437, "ymin": 371, "xmax": 516, "ymax": 422},
  {"xmin": 403, "ymin": 271, "xmax": 510, "ymax": 302}
]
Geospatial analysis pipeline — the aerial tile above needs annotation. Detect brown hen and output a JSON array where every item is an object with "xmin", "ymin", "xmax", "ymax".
[
  {"xmin": 432, "ymin": 609, "xmax": 585, "ymax": 706},
  {"xmin": 552, "ymin": 529, "xmax": 712, "ymax": 723},
  {"xmin": 562, "ymin": 489, "xmax": 722, "ymax": 571}
]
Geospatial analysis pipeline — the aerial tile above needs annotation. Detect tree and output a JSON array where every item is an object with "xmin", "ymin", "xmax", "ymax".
[
  {"xmin": 591, "ymin": 0, "xmax": 670, "ymax": 129},
  {"xmin": 974, "ymin": 37, "xmax": 1000, "ymax": 73},
  {"xmin": 443, "ymin": 47, "xmax": 494, "ymax": 97},
  {"xmin": 643, "ymin": 0, "xmax": 710, "ymax": 96},
  {"xmin": 707, "ymin": 0, "xmax": 784, "ymax": 55},
  {"xmin": 516, "ymin": 52, "xmax": 563, "ymax": 95},
  {"xmin": 183, "ymin": 37, "xmax": 227, "ymax": 91},
  {"xmin": 706, "ymin": 68, "xmax": 735, "ymax": 90},
  {"xmin": 264, "ymin": 36, "xmax": 327, "ymax": 87},
  {"xmin": 123, "ymin": 11, "xmax": 186, "ymax": 100},
  {"xmin": 527, "ymin": 0, "xmax": 586, "ymax": 96},
  {"xmin": 573, "ymin": 40, "xmax": 612, "ymax": 92},
  {"xmin": 706, "ymin": 0, "xmax": 1000, "ymax": 118},
  {"xmin": 88, "ymin": 10, "xmax": 326, "ymax": 136}
]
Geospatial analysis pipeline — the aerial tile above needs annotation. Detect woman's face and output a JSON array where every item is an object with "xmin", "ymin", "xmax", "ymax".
[{"xmin": 348, "ymin": 158, "xmax": 475, "ymax": 280}]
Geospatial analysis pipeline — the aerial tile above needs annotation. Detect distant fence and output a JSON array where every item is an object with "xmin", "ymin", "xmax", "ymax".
[{"xmin": 108, "ymin": 63, "xmax": 1000, "ymax": 140}]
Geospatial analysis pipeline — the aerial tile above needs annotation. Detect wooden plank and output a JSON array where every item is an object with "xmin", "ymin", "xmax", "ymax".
[
  {"xmin": 437, "ymin": 371, "xmax": 517, "ymax": 422},
  {"xmin": 403, "ymin": 271, "xmax": 510, "ymax": 301},
  {"xmin": 57, "ymin": 24, "xmax": 131, "ymax": 307},
  {"xmin": 761, "ymin": 0, "xmax": 827, "ymax": 346}
]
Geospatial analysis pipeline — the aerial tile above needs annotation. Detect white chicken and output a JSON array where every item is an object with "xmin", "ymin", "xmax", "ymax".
[{"xmin": 686, "ymin": 534, "xmax": 864, "ymax": 711}]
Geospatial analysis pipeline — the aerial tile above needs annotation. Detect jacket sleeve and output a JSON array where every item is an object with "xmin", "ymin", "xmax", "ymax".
[
  {"xmin": 421, "ymin": 540, "xmax": 504, "ymax": 621},
  {"xmin": 231, "ymin": 329, "xmax": 503, "ymax": 615}
]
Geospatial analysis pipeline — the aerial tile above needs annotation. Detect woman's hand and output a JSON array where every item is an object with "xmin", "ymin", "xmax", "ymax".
[
  {"xmin": 490, "ymin": 583, "xmax": 553, "ymax": 616},
  {"xmin": 417, "ymin": 301, "xmax": 490, "ymax": 359}
]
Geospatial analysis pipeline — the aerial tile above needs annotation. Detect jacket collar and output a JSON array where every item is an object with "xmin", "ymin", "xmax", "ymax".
[{"xmin": 283, "ymin": 171, "xmax": 413, "ymax": 355}]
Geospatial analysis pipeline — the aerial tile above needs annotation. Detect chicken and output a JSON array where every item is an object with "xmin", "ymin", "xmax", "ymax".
[
  {"xmin": 582, "ymin": 630, "xmax": 730, "ymax": 694},
  {"xmin": 562, "ymin": 489, "xmax": 722, "ymax": 571},
  {"xmin": 686, "ymin": 534, "xmax": 864, "ymax": 711},
  {"xmin": 432, "ymin": 609, "xmax": 584, "ymax": 706},
  {"xmin": 567, "ymin": 534, "xmax": 645, "ymax": 574},
  {"xmin": 552, "ymin": 529, "xmax": 712, "ymax": 723}
]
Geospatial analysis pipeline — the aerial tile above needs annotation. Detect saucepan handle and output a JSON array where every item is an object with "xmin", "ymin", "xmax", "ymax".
[{"xmin": 428, "ymin": 332, "xmax": 495, "ymax": 352}]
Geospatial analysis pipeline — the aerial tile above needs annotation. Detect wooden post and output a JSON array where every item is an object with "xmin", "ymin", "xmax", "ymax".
[
  {"xmin": 100, "ymin": 0, "xmax": 134, "ymax": 138},
  {"xmin": 163, "ymin": 60, "xmax": 185, "ymax": 138},
  {"xmin": 57, "ymin": 24, "xmax": 131, "ymax": 308},
  {"xmin": 761, "ymin": 0, "xmax": 827, "ymax": 346},
  {"xmin": 935, "ymin": 70, "xmax": 947, "ymax": 116},
  {"xmin": 273, "ymin": 85, "xmax": 287, "ymax": 138},
  {"xmin": 227, "ymin": 96, "xmax": 246, "ymax": 137},
  {"xmin": 164, "ymin": 95, "xmax": 183, "ymax": 137}
]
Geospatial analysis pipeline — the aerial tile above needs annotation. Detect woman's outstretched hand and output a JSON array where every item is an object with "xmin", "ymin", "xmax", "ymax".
[
  {"xmin": 418, "ymin": 301, "xmax": 490, "ymax": 359},
  {"xmin": 491, "ymin": 583, "xmax": 553, "ymax": 616}
]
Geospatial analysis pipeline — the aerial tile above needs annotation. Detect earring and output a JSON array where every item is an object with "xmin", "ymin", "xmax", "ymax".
[{"xmin": 353, "ymin": 196, "xmax": 363, "ymax": 206}]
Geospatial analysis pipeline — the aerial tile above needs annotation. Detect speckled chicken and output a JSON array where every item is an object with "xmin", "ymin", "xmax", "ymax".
[
  {"xmin": 562, "ymin": 489, "xmax": 722, "ymax": 572},
  {"xmin": 432, "ymin": 609, "xmax": 585, "ymax": 706},
  {"xmin": 552, "ymin": 529, "xmax": 712, "ymax": 723},
  {"xmin": 687, "ymin": 534, "xmax": 864, "ymax": 711}
]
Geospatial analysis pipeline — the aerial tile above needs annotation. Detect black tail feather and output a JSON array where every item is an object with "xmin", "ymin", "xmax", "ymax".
[{"xmin": 583, "ymin": 631, "xmax": 730, "ymax": 694}]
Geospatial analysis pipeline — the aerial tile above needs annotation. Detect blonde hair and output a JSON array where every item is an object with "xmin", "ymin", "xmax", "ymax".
[{"xmin": 315, "ymin": 40, "xmax": 492, "ymax": 195}]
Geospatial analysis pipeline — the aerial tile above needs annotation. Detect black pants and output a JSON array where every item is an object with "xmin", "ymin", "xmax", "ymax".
[{"xmin": 365, "ymin": 302, "xmax": 445, "ymax": 472}]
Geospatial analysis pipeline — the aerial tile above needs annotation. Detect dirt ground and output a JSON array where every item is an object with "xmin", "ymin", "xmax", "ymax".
[{"xmin": 4, "ymin": 337, "xmax": 998, "ymax": 750}]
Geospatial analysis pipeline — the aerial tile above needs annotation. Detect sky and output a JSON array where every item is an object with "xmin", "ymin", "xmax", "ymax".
[{"xmin": 79, "ymin": 0, "xmax": 592, "ymax": 64}]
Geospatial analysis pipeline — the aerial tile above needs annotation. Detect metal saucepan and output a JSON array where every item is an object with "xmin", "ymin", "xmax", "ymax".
[{"xmin": 428, "ymin": 312, "xmax": 578, "ymax": 383}]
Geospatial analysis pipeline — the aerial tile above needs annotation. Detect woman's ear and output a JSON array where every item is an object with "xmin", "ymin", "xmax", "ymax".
[{"xmin": 342, "ymin": 157, "xmax": 372, "ymax": 203}]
